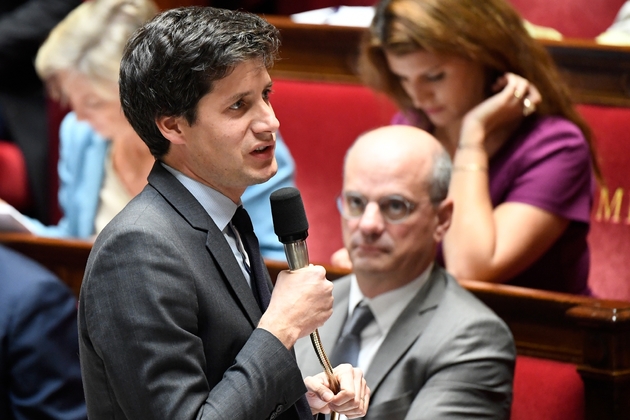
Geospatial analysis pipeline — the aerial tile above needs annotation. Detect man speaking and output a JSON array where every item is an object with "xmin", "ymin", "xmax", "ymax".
[{"xmin": 78, "ymin": 7, "xmax": 368, "ymax": 420}]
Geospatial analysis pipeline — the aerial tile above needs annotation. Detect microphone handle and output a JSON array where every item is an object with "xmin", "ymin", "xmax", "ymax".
[
  {"xmin": 284, "ymin": 241, "xmax": 341, "ymax": 419},
  {"xmin": 284, "ymin": 241, "xmax": 310, "ymax": 271}
]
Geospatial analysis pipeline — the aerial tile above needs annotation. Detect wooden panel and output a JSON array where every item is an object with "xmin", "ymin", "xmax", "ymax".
[
  {"xmin": 0, "ymin": 233, "xmax": 91, "ymax": 298},
  {"xmin": 265, "ymin": 16, "xmax": 630, "ymax": 107}
]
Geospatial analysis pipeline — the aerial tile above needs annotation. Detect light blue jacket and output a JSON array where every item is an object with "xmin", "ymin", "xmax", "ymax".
[{"xmin": 24, "ymin": 112, "xmax": 294, "ymax": 261}]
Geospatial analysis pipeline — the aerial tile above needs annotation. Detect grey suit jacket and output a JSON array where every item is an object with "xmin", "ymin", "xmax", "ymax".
[
  {"xmin": 78, "ymin": 163, "xmax": 308, "ymax": 420},
  {"xmin": 296, "ymin": 266, "xmax": 515, "ymax": 420}
]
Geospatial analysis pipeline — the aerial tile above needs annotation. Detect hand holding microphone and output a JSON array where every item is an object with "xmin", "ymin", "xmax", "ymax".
[
  {"xmin": 269, "ymin": 187, "xmax": 342, "ymax": 418},
  {"xmin": 258, "ymin": 187, "xmax": 334, "ymax": 348}
]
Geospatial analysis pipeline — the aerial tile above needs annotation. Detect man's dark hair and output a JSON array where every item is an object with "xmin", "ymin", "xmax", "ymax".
[{"xmin": 119, "ymin": 6, "xmax": 280, "ymax": 158}]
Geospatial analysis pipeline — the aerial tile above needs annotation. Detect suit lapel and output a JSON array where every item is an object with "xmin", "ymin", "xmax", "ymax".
[
  {"xmin": 204, "ymin": 229, "xmax": 263, "ymax": 326},
  {"xmin": 323, "ymin": 277, "xmax": 352, "ymax": 350},
  {"xmin": 365, "ymin": 267, "xmax": 448, "ymax": 394},
  {"xmin": 147, "ymin": 162, "xmax": 263, "ymax": 327}
]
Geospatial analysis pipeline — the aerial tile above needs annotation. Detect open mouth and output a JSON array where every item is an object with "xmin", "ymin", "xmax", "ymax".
[{"xmin": 253, "ymin": 145, "xmax": 270, "ymax": 154}]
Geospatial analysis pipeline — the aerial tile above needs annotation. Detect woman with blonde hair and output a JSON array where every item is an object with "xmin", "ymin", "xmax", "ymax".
[
  {"xmin": 8, "ymin": 0, "xmax": 295, "ymax": 260},
  {"xmin": 334, "ymin": 0, "xmax": 597, "ymax": 294}
]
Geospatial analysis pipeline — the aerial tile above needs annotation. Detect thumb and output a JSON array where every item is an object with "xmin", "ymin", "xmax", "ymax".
[{"xmin": 305, "ymin": 376, "xmax": 335, "ymax": 403}]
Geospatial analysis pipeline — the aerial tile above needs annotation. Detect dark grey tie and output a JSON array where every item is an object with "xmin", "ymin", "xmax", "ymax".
[
  {"xmin": 231, "ymin": 206, "xmax": 271, "ymax": 311},
  {"xmin": 232, "ymin": 206, "xmax": 312, "ymax": 419},
  {"xmin": 330, "ymin": 303, "xmax": 375, "ymax": 367}
]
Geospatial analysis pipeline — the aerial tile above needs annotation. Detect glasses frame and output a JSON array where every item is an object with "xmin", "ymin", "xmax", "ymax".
[{"xmin": 336, "ymin": 192, "xmax": 418, "ymax": 224}]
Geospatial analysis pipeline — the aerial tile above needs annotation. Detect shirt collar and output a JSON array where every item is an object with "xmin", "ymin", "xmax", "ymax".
[
  {"xmin": 348, "ymin": 263, "xmax": 434, "ymax": 337},
  {"xmin": 161, "ymin": 163, "xmax": 239, "ymax": 231}
]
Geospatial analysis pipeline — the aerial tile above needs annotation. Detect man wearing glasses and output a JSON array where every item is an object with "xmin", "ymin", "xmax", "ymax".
[{"xmin": 296, "ymin": 125, "xmax": 516, "ymax": 419}]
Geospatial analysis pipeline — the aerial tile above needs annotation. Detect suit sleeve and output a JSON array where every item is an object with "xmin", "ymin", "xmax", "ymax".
[
  {"xmin": 80, "ymin": 226, "xmax": 306, "ymax": 420},
  {"xmin": 8, "ymin": 275, "xmax": 86, "ymax": 420},
  {"xmin": 403, "ymin": 317, "xmax": 515, "ymax": 420}
]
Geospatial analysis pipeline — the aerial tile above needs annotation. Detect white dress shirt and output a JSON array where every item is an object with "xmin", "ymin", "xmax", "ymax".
[
  {"xmin": 161, "ymin": 163, "xmax": 251, "ymax": 287},
  {"xmin": 346, "ymin": 263, "xmax": 434, "ymax": 372}
]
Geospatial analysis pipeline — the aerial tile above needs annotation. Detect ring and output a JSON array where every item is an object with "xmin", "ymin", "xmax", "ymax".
[
  {"xmin": 513, "ymin": 90, "xmax": 523, "ymax": 100},
  {"xmin": 522, "ymin": 97, "xmax": 536, "ymax": 116}
]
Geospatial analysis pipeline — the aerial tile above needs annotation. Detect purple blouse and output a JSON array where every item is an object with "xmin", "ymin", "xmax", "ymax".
[{"xmin": 393, "ymin": 112, "xmax": 594, "ymax": 295}]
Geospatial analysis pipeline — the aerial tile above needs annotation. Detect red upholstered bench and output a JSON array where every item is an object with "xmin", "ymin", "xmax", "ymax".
[
  {"xmin": 512, "ymin": 355, "xmax": 585, "ymax": 420},
  {"xmin": 272, "ymin": 78, "xmax": 397, "ymax": 264},
  {"xmin": 577, "ymin": 104, "xmax": 630, "ymax": 301},
  {"xmin": 273, "ymin": 0, "xmax": 626, "ymax": 39},
  {"xmin": 0, "ymin": 140, "xmax": 31, "ymax": 211},
  {"xmin": 509, "ymin": 0, "xmax": 626, "ymax": 38},
  {"xmin": 0, "ymin": 99, "xmax": 67, "ymax": 223}
]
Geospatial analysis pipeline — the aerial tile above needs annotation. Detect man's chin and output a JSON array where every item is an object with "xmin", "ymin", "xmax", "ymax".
[
  {"xmin": 248, "ymin": 166, "xmax": 278, "ymax": 185},
  {"xmin": 351, "ymin": 252, "xmax": 389, "ymax": 271}
]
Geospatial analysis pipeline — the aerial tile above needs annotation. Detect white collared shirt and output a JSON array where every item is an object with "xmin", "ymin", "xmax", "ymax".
[
  {"xmin": 161, "ymin": 163, "xmax": 251, "ymax": 286},
  {"xmin": 346, "ymin": 263, "xmax": 433, "ymax": 372}
]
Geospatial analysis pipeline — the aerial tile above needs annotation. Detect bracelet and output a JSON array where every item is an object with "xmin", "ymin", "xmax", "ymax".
[
  {"xmin": 457, "ymin": 143, "xmax": 485, "ymax": 150},
  {"xmin": 453, "ymin": 164, "xmax": 488, "ymax": 172}
]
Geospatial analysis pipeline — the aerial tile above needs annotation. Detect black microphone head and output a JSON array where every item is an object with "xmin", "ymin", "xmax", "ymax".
[{"xmin": 270, "ymin": 187, "xmax": 309, "ymax": 244}]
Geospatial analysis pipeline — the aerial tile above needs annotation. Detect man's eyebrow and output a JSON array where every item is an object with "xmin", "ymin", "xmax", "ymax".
[
  {"xmin": 226, "ymin": 90, "xmax": 251, "ymax": 104},
  {"xmin": 225, "ymin": 82, "xmax": 273, "ymax": 104}
]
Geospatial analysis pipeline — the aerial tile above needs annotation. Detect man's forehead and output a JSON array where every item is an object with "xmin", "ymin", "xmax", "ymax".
[{"xmin": 204, "ymin": 60, "xmax": 271, "ymax": 99}]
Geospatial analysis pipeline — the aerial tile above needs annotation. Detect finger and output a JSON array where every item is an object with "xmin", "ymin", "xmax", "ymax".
[
  {"xmin": 330, "ymin": 372, "xmax": 369, "ymax": 415},
  {"xmin": 304, "ymin": 375, "xmax": 335, "ymax": 404},
  {"xmin": 334, "ymin": 364, "xmax": 361, "ymax": 399},
  {"xmin": 525, "ymin": 83, "xmax": 543, "ymax": 106},
  {"xmin": 521, "ymin": 83, "xmax": 541, "ymax": 117},
  {"xmin": 491, "ymin": 73, "xmax": 509, "ymax": 92},
  {"xmin": 508, "ymin": 77, "xmax": 530, "ymax": 103},
  {"xmin": 332, "ymin": 385, "xmax": 369, "ymax": 419},
  {"xmin": 354, "ymin": 370, "xmax": 365, "ymax": 404}
]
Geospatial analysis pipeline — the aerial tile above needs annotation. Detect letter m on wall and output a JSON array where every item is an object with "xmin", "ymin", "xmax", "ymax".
[{"xmin": 595, "ymin": 187, "xmax": 623, "ymax": 223}]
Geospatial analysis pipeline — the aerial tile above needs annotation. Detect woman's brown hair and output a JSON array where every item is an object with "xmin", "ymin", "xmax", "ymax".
[{"xmin": 359, "ymin": 0, "xmax": 600, "ymax": 178}]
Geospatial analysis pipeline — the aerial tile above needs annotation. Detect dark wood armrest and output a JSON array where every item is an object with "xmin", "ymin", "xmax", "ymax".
[{"xmin": 0, "ymin": 232, "xmax": 91, "ymax": 297}]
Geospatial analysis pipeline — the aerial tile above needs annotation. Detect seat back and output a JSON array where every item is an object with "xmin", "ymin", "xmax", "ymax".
[
  {"xmin": 509, "ymin": 0, "xmax": 625, "ymax": 38},
  {"xmin": 271, "ymin": 78, "xmax": 397, "ymax": 264},
  {"xmin": 0, "ymin": 140, "xmax": 31, "ymax": 211},
  {"xmin": 577, "ymin": 104, "xmax": 630, "ymax": 301},
  {"xmin": 511, "ymin": 355, "xmax": 585, "ymax": 420},
  {"xmin": 274, "ymin": 0, "xmax": 626, "ymax": 39}
]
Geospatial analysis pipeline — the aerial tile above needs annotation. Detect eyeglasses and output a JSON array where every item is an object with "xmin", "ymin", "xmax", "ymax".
[{"xmin": 336, "ymin": 192, "xmax": 417, "ymax": 224}]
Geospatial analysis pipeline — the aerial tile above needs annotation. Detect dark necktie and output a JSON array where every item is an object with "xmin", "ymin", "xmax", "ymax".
[
  {"xmin": 231, "ymin": 206, "xmax": 271, "ymax": 311},
  {"xmin": 329, "ymin": 303, "xmax": 375, "ymax": 368},
  {"xmin": 232, "ymin": 207, "xmax": 312, "ymax": 419}
]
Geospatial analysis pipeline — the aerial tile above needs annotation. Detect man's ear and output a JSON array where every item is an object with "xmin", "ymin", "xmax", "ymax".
[
  {"xmin": 434, "ymin": 198, "xmax": 453, "ymax": 243},
  {"xmin": 155, "ymin": 115, "xmax": 187, "ymax": 145}
]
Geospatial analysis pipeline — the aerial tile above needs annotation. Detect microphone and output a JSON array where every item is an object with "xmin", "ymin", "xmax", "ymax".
[
  {"xmin": 270, "ymin": 187, "xmax": 341, "ymax": 419},
  {"xmin": 270, "ymin": 187, "xmax": 310, "ymax": 271}
]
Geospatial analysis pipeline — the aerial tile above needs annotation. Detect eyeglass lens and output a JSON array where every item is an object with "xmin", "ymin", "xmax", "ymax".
[{"xmin": 338, "ymin": 193, "xmax": 415, "ymax": 222}]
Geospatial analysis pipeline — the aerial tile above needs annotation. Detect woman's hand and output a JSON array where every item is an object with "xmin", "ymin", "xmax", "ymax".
[{"xmin": 460, "ymin": 73, "xmax": 542, "ymax": 150}]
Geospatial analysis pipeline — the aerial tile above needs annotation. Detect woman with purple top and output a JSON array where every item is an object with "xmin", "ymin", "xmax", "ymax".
[{"xmin": 332, "ymin": 0, "xmax": 598, "ymax": 295}]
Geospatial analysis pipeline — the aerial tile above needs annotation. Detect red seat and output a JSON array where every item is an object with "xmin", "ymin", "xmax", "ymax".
[
  {"xmin": 271, "ymin": 78, "xmax": 397, "ymax": 264},
  {"xmin": 508, "ymin": 0, "xmax": 626, "ymax": 38},
  {"xmin": 0, "ymin": 140, "xmax": 31, "ymax": 211},
  {"xmin": 511, "ymin": 356, "xmax": 585, "ymax": 420},
  {"xmin": 273, "ymin": 0, "xmax": 626, "ymax": 39},
  {"xmin": 577, "ymin": 104, "xmax": 630, "ymax": 301}
]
